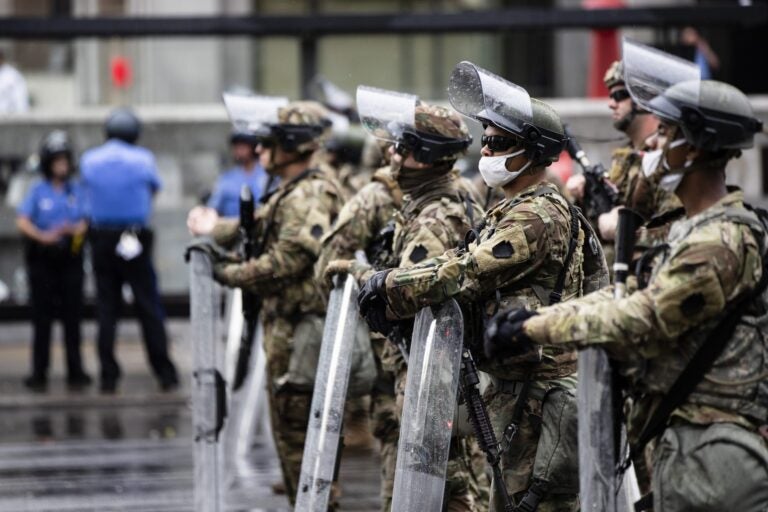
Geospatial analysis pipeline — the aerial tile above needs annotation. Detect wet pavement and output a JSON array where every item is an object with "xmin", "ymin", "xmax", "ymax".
[{"xmin": 0, "ymin": 320, "xmax": 381, "ymax": 512}]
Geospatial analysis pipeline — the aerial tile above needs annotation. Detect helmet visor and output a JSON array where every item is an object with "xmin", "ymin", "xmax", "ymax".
[
  {"xmin": 622, "ymin": 38, "xmax": 700, "ymax": 113},
  {"xmin": 357, "ymin": 85, "xmax": 417, "ymax": 143},
  {"xmin": 222, "ymin": 93, "xmax": 289, "ymax": 135},
  {"xmin": 447, "ymin": 61, "xmax": 532, "ymax": 135}
]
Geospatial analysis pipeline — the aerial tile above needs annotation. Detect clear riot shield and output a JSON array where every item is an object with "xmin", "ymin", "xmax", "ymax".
[
  {"xmin": 622, "ymin": 38, "xmax": 700, "ymax": 113},
  {"xmin": 392, "ymin": 299, "xmax": 464, "ymax": 512},
  {"xmin": 356, "ymin": 85, "xmax": 417, "ymax": 142},
  {"xmin": 295, "ymin": 273, "xmax": 362, "ymax": 511},
  {"xmin": 187, "ymin": 247, "xmax": 225, "ymax": 512}
]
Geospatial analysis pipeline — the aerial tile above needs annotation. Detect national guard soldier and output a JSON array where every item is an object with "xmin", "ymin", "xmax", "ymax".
[
  {"xmin": 358, "ymin": 63, "xmax": 596, "ymax": 511},
  {"xmin": 326, "ymin": 87, "xmax": 488, "ymax": 511},
  {"xmin": 17, "ymin": 131, "xmax": 90, "ymax": 392},
  {"xmin": 487, "ymin": 41, "xmax": 768, "ymax": 512},
  {"xmin": 81, "ymin": 109, "xmax": 179, "ymax": 394},
  {"xmin": 200, "ymin": 98, "xmax": 345, "ymax": 505},
  {"xmin": 567, "ymin": 59, "xmax": 682, "ymax": 254}
]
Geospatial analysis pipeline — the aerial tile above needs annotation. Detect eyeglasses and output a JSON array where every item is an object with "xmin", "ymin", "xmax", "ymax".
[
  {"xmin": 609, "ymin": 89, "xmax": 631, "ymax": 103},
  {"xmin": 481, "ymin": 135, "xmax": 520, "ymax": 153}
]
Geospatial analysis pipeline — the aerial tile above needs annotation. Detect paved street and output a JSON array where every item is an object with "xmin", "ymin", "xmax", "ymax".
[{"xmin": 0, "ymin": 320, "xmax": 380, "ymax": 512}]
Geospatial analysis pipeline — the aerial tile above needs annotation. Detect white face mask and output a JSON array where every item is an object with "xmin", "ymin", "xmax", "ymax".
[
  {"xmin": 641, "ymin": 149, "xmax": 663, "ymax": 178},
  {"xmin": 657, "ymin": 138, "xmax": 693, "ymax": 192},
  {"xmin": 478, "ymin": 149, "xmax": 528, "ymax": 188}
]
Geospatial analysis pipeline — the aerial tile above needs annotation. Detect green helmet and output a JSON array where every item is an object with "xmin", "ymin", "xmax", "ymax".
[
  {"xmin": 648, "ymin": 79, "xmax": 763, "ymax": 151},
  {"xmin": 530, "ymin": 98, "xmax": 565, "ymax": 164}
]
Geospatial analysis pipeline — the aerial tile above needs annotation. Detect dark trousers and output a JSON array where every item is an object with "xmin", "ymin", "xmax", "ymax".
[
  {"xmin": 89, "ymin": 228, "xmax": 177, "ymax": 385},
  {"xmin": 26, "ymin": 247, "xmax": 86, "ymax": 379}
]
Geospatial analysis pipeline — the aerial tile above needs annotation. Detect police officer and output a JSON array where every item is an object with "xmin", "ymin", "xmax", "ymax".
[
  {"xmin": 80, "ymin": 108, "xmax": 178, "ymax": 394},
  {"xmin": 487, "ymin": 42, "xmax": 768, "ymax": 511},
  {"xmin": 17, "ymin": 131, "xmax": 90, "ymax": 392},
  {"xmin": 206, "ymin": 130, "xmax": 269, "ymax": 217},
  {"xmin": 358, "ymin": 63, "xmax": 598, "ymax": 511}
]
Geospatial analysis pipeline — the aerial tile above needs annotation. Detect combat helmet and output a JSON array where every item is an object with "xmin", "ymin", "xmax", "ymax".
[{"xmin": 603, "ymin": 60, "xmax": 624, "ymax": 89}]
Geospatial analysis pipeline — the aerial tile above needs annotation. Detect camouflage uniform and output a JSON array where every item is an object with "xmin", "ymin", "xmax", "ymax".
[
  {"xmin": 213, "ymin": 102, "xmax": 345, "ymax": 504},
  {"xmin": 525, "ymin": 189, "xmax": 768, "ymax": 511},
  {"xmin": 385, "ymin": 180, "xmax": 585, "ymax": 512},
  {"xmin": 315, "ymin": 166, "xmax": 402, "ymax": 511}
]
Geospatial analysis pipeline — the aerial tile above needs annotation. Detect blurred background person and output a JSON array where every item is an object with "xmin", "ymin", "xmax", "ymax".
[
  {"xmin": 206, "ymin": 130, "xmax": 268, "ymax": 217},
  {"xmin": 681, "ymin": 26, "xmax": 721, "ymax": 80},
  {"xmin": 0, "ymin": 48, "xmax": 29, "ymax": 114},
  {"xmin": 80, "ymin": 108, "xmax": 178, "ymax": 394},
  {"xmin": 16, "ymin": 130, "xmax": 90, "ymax": 392}
]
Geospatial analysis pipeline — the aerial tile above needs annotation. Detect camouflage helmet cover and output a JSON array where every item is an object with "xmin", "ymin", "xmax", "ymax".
[
  {"xmin": 275, "ymin": 100, "xmax": 332, "ymax": 153},
  {"xmin": 603, "ymin": 60, "xmax": 624, "ymax": 89},
  {"xmin": 413, "ymin": 102, "xmax": 471, "ymax": 161}
]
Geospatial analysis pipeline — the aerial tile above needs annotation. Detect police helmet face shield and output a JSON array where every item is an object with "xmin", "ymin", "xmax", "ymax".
[
  {"xmin": 622, "ymin": 38, "xmax": 700, "ymax": 115},
  {"xmin": 447, "ymin": 61, "xmax": 533, "ymax": 136}
]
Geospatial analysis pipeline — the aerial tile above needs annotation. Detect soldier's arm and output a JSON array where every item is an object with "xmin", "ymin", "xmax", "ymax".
[
  {"xmin": 386, "ymin": 206, "xmax": 549, "ymax": 317},
  {"xmin": 222, "ymin": 191, "xmax": 331, "ymax": 291},
  {"xmin": 525, "ymin": 230, "xmax": 759, "ymax": 361}
]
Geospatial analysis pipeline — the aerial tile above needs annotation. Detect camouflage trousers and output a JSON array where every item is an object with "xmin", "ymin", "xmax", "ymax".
[
  {"xmin": 393, "ymin": 353, "xmax": 491, "ymax": 512},
  {"xmin": 263, "ymin": 315, "xmax": 312, "ymax": 506},
  {"xmin": 650, "ymin": 422, "xmax": 768, "ymax": 512},
  {"xmin": 484, "ymin": 376, "xmax": 579, "ymax": 512},
  {"xmin": 370, "ymin": 336, "xmax": 399, "ymax": 512}
]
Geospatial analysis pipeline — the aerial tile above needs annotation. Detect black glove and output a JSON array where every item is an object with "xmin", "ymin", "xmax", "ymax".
[
  {"xmin": 484, "ymin": 308, "xmax": 538, "ymax": 359},
  {"xmin": 357, "ymin": 269, "xmax": 393, "ymax": 335}
]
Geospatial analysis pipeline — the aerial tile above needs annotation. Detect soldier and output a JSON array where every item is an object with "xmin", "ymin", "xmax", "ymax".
[
  {"xmin": 326, "ymin": 87, "xmax": 488, "ymax": 511},
  {"xmin": 357, "ymin": 64, "xmax": 594, "ymax": 511},
  {"xmin": 567, "ymin": 60, "xmax": 682, "ymax": 252},
  {"xmin": 191, "ymin": 99, "xmax": 346, "ymax": 505},
  {"xmin": 487, "ymin": 43, "xmax": 768, "ymax": 512}
]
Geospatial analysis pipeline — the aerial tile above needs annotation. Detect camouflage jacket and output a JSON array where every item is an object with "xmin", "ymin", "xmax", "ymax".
[
  {"xmin": 213, "ymin": 167, "xmax": 345, "ymax": 320},
  {"xmin": 385, "ymin": 180, "xmax": 585, "ymax": 381},
  {"xmin": 525, "ymin": 189, "xmax": 767, "ymax": 435},
  {"xmin": 314, "ymin": 166, "xmax": 401, "ymax": 287}
]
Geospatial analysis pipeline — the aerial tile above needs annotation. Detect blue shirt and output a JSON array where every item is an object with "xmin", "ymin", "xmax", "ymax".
[
  {"xmin": 17, "ymin": 179, "xmax": 86, "ymax": 231},
  {"xmin": 80, "ymin": 139, "xmax": 161, "ymax": 227},
  {"xmin": 207, "ymin": 164, "xmax": 269, "ymax": 217}
]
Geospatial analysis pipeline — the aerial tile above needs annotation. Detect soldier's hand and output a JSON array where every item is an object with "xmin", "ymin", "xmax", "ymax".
[
  {"xmin": 186, "ymin": 240, "xmax": 241, "ymax": 265},
  {"xmin": 565, "ymin": 174, "xmax": 586, "ymax": 201},
  {"xmin": 212, "ymin": 261, "xmax": 244, "ymax": 288},
  {"xmin": 324, "ymin": 259, "xmax": 373, "ymax": 288},
  {"xmin": 484, "ymin": 308, "xmax": 538, "ymax": 359},
  {"xmin": 187, "ymin": 206, "xmax": 219, "ymax": 236},
  {"xmin": 357, "ymin": 269, "xmax": 393, "ymax": 335}
]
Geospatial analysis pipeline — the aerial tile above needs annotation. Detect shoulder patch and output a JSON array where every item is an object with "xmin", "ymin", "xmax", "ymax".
[
  {"xmin": 492, "ymin": 240, "xmax": 515, "ymax": 259},
  {"xmin": 680, "ymin": 292, "xmax": 706, "ymax": 317},
  {"xmin": 310, "ymin": 224, "xmax": 324, "ymax": 239},
  {"xmin": 409, "ymin": 244, "xmax": 428, "ymax": 263}
]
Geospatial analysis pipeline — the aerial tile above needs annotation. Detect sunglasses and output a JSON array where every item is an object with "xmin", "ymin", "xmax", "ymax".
[
  {"xmin": 609, "ymin": 89, "xmax": 631, "ymax": 103},
  {"xmin": 481, "ymin": 135, "xmax": 521, "ymax": 153}
]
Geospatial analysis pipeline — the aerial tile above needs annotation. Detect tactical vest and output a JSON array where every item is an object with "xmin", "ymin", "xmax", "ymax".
[{"xmin": 632, "ymin": 205, "xmax": 768, "ymax": 427}]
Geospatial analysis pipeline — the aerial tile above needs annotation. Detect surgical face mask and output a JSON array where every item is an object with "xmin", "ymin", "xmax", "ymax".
[
  {"xmin": 661, "ymin": 137, "xmax": 689, "ymax": 172},
  {"xmin": 478, "ymin": 149, "xmax": 528, "ymax": 188},
  {"xmin": 659, "ymin": 173, "xmax": 684, "ymax": 193},
  {"xmin": 641, "ymin": 149, "xmax": 663, "ymax": 178}
]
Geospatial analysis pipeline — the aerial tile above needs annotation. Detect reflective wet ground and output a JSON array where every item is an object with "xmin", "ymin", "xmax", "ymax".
[{"xmin": 0, "ymin": 321, "xmax": 380, "ymax": 512}]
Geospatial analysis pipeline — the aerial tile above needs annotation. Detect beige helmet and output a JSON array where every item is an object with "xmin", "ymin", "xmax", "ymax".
[
  {"xmin": 603, "ymin": 60, "xmax": 624, "ymax": 89},
  {"xmin": 272, "ymin": 100, "xmax": 332, "ymax": 154}
]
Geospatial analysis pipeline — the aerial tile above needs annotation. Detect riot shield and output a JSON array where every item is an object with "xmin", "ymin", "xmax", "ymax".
[
  {"xmin": 356, "ymin": 85, "xmax": 417, "ymax": 143},
  {"xmin": 187, "ymin": 245, "xmax": 226, "ymax": 512},
  {"xmin": 295, "ymin": 272, "xmax": 362, "ymax": 511},
  {"xmin": 391, "ymin": 299, "xmax": 464, "ymax": 512}
]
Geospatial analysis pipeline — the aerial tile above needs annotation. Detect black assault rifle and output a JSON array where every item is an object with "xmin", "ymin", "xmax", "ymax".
[
  {"xmin": 232, "ymin": 185, "xmax": 260, "ymax": 391},
  {"xmin": 563, "ymin": 124, "xmax": 618, "ymax": 220}
]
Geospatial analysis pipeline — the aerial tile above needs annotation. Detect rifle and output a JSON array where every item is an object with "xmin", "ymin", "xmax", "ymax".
[
  {"xmin": 231, "ymin": 184, "xmax": 260, "ymax": 391},
  {"xmin": 563, "ymin": 124, "xmax": 618, "ymax": 220},
  {"xmin": 459, "ymin": 348, "xmax": 515, "ymax": 512}
]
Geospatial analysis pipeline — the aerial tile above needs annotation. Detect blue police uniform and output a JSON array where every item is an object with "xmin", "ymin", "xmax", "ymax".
[
  {"xmin": 80, "ymin": 139, "xmax": 178, "ymax": 392},
  {"xmin": 207, "ymin": 164, "xmax": 268, "ymax": 217},
  {"xmin": 17, "ymin": 179, "xmax": 89, "ymax": 385}
]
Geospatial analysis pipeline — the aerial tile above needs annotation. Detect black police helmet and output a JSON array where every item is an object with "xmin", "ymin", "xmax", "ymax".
[
  {"xmin": 39, "ymin": 130, "xmax": 73, "ymax": 178},
  {"xmin": 229, "ymin": 130, "xmax": 261, "ymax": 147},
  {"xmin": 105, "ymin": 108, "xmax": 141, "ymax": 143}
]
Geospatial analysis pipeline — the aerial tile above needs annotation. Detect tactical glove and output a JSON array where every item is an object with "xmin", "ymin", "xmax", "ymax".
[
  {"xmin": 484, "ymin": 308, "xmax": 538, "ymax": 359},
  {"xmin": 357, "ymin": 269, "xmax": 393, "ymax": 335}
]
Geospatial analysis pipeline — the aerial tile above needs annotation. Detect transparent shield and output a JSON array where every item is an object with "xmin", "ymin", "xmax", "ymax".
[
  {"xmin": 622, "ymin": 39, "xmax": 700, "ymax": 112},
  {"xmin": 448, "ymin": 60, "xmax": 532, "ymax": 134},
  {"xmin": 356, "ymin": 85, "xmax": 417, "ymax": 142},
  {"xmin": 221, "ymin": 93, "xmax": 289, "ymax": 133},
  {"xmin": 295, "ymin": 273, "xmax": 361, "ymax": 511},
  {"xmin": 391, "ymin": 299, "xmax": 464, "ymax": 512}
]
